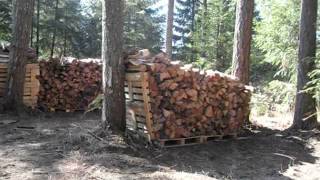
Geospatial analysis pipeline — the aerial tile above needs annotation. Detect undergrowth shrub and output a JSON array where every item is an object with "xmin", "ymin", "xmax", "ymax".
[{"xmin": 251, "ymin": 80, "xmax": 295, "ymax": 117}]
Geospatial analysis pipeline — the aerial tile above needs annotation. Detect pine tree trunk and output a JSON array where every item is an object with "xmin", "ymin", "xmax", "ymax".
[
  {"xmin": 292, "ymin": 0, "xmax": 318, "ymax": 130},
  {"xmin": 36, "ymin": 0, "xmax": 40, "ymax": 56},
  {"xmin": 201, "ymin": 0, "xmax": 207, "ymax": 58},
  {"xmin": 5, "ymin": 0, "xmax": 35, "ymax": 113},
  {"xmin": 190, "ymin": 0, "xmax": 196, "ymax": 62},
  {"xmin": 231, "ymin": 0, "xmax": 254, "ymax": 85},
  {"xmin": 166, "ymin": 0, "xmax": 174, "ymax": 58},
  {"xmin": 102, "ymin": 0, "xmax": 126, "ymax": 132},
  {"xmin": 63, "ymin": 8, "xmax": 67, "ymax": 57},
  {"xmin": 30, "ymin": 2, "xmax": 35, "ymax": 48},
  {"xmin": 50, "ymin": 0, "xmax": 59, "ymax": 58},
  {"xmin": 215, "ymin": 21, "xmax": 221, "ymax": 69}
]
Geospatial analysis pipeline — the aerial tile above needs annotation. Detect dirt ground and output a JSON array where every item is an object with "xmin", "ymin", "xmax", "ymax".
[{"xmin": 0, "ymin": 112, "xmax": 319, "ymax": 180}]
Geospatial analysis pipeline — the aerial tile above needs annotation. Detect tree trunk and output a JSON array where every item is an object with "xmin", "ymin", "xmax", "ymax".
[
  {"xmin": 215, "ymin": 21, "xmax": 221, "ymax": 69},
  {"xmin": 292, "ymin": 0, "xmax": 318, "ymax": 130},
  {"xmin": 201, "ymin": 0, "xmax": 207, "ymax": 58},
  {"xmin": 102, "ymin": 0, "xmax": 126, "ymax": 132},
  {"xmin": 50, "ymin": 0, "xmax": 59, "ymax": 59},
  {"xmin": 30, "ymin": 2, "xmax": 35, "ymax": 48},
  {"xmin": 190, "ymin": 0, "xmax": 196, "ymax": 62},
  {"xmin": 5, "ymin": 0, "xmax": 35, "ymax": 113},
  {"xmin": 36, "ymin": 0, "xmax": 40, "ymax": 56},
  {"xmin": 231, "ymin": 0, "xmax": 254, "ymax": 85},
  {"xmin": 166, "ymin": 0, "xmax": 174, "ymax": 58},
  {"xmin": 63, "ymin": 7, "xmax": 67, "ymax": 57}
]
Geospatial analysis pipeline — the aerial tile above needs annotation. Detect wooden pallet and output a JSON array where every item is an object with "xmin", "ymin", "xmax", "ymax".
[
  {"xmin": 157, "ymin": 134, "xmax": 238, "ymax": 148},
  {"xmin": 125, "ymin": 67, "xmax": 239, "ymax": 147},
  {"xmin": 125, "ymin": 71, "xmax": 154, "ymax": 141},
  {"xmin": 0, "ymin": 63, "xmax": 40, "ymax": 108}
]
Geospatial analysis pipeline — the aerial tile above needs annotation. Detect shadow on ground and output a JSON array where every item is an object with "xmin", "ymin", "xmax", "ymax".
[{"xmin": 0, "ymin": 112, "xmax": 319, "ymax": 179}]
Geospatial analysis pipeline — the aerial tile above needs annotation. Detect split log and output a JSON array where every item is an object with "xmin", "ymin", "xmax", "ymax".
[
  {"xmin": 37, "ymin": 58, "xmax": 102, "ymax": 111},
  {"xmin": 125, "ymin": 51, "xmax": 252, "ymax": 139}
]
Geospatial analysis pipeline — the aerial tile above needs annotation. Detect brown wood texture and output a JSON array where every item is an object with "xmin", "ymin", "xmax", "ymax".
[
  {"xmin": 165, "ymin": 0, "xmax": 174, "ymax": 58},
  {"xmin": 293, "ymin": 0, "xmax": 318, "ymax": 129},
  {"xmin": 0, "ymin": 63, "xmax": 39, "ymax": 108},
  {"xmin": 37, "ymin": 59, "xmax": 102, "ymax": 111},
  {"xmin": 231, "ymin": 0, "xmax": 254, "ymax": 85},
  {"xmin": 125, "ymin": 71, "xmax": 154, "ymax": 141},
  {"xmin": 125, "ymin": 50, "xmax": 252, "ymax": 141},
  {"xmin": 101, "ymin": 0, "xmax": 126, "ymax": 132},
  {"xmin": 6, "ymin": 0, "xmax": 35, "ymax": 112}
]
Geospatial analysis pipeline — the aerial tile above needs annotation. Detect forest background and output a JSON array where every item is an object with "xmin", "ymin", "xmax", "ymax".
[{"xmin": 0, "ymin": 0, "xmax": 319, "ymax": 126}]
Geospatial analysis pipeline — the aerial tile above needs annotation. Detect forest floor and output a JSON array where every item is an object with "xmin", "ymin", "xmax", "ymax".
[{"xmin": 0, "ymin": 112, "xmax": 319, "ymax": 180}]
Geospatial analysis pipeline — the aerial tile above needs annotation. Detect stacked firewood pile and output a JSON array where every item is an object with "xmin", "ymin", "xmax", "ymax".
[
  {"xmin": 126, "ymin": 51, "xmax": 252, "ymax": 139},
  {"xmin": 37, "ymin": 59, "xmax": 102, "ymax": 111}
]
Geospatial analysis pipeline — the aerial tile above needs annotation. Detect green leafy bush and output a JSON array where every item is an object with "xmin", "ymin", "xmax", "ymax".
[{"xmin": 251, "ymin": 80, "xmax": 295, "ymax": 117}]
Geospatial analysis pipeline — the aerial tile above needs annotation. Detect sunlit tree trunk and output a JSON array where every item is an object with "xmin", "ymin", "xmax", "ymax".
[
  {"xmin": 292, "ymin": 0, "xmax": 318, "ymax": 130},
  {"xmin": 166, "ymin": 0, "xmax": 174, "ymax": 58},
  {"xmin": 5, "ymin": 0, "xmax": 35, "ymax": 113},
  {"xmin": 102, "ymin": 0, "xmax": 126, "ymax": 132},
  {"xmin": 231, "ymin": 0, "xmax": 254, "ymax": 85},
  {"xmin": 50, "ymin": 0, "xmax": 59, "ymax": 58},
  {"xmin": 36, "ymin": 0, "xmax": 40, "ymax": 56}
]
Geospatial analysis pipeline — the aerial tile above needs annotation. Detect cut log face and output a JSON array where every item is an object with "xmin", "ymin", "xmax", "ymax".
[
  {"xmin": 125, "ymin": 51, "xmax": 252, "ymax": 139},
  {"xmin": 37, "ymin": 59, "xmax": 102, "ymax": 111}
]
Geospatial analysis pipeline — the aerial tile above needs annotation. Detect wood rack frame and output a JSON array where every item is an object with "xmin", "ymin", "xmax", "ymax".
[
  {"xmin": 0, "ymin": 62, "xmax": 40, "ymax": 108},
  {"xmin": 125, "ymin": 65, "xmax": 237, "ymax": 147}
]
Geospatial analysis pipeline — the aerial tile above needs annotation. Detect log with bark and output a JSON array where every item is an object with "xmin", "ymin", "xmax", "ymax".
[
  {"xmin": 125, "ymin": 50, "xmax": 252, "ymax": 139},
  {"xmin": 37, "ymin": 58, "xmax": 102, "ymax": 111}
]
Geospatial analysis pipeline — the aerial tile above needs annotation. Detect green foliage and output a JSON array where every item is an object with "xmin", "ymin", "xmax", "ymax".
[
  {"xmin": 193, "ymin": 56, "xmax": 214, "ymax": 70},
  {"xmin": 0, "ymin": 0, "xmax": 12, "ymax": 42},
  {"xmin": 252, "ymin": 80, "xmax": 296, "ymax": 116},
  {"xmin": 173, "ymin": 0, "xmax": 201, "ymax": 62},
  {"xmin": 304, "ymin": 57, "xmax": 320, "ymax": 107},
  {"xmin": 1, "ymin": 0, "xmax": 164, "ymax": 58},
  {"xmin": 255, "ymin": 0, "xmax": 300, "ymax": 82},
  {"xmin": 124, "ymin": 0, "xmax": 165, "ymax": 52},
  {"xmin": 85, "ymin": 93, "xmax": 103, "ymax": 114},
  {"xmin": 192, "ymin": 0, "xmax": 235, "ymax": 71}
]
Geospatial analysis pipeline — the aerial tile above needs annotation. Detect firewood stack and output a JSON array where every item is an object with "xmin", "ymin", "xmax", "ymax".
[
  {"xmin": 125, "ymin": 50, "xmax": 251, "ymax": 139},
  {"xmin": 37, "ymin": 59, "xmax": 102, "ymax": 111}
]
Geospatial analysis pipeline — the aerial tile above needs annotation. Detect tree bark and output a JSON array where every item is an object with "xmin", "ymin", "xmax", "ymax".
[
  {"xmin": 231, "ymin": 0, "xmax": 254, "ymax": 85},
  {"xmin": 50, "ymin": 0, "xmax": 59, "ymax": 58},
  {"xmin": 166, "ymin": 0, "xmax": 174, "ymax": 58},
  {"xmin": 5, "ymin": 0, "xmax": 35, "ymax": 113},
  {"xmin": 292, "ymin": 0, "xmax": 318, "ymax": 130},
  {"xmin": 63, "ymin": 7, "xmax": 67, "ymax": 57},
  {"xmin": 190, "ymin": 0, "xmax": 196, "ymax": 62},
  {"xmin": 201, "ymin": 0, "xmax": 207, "ymax": 58},
  {"xmin": 30, "ymin": 2, "xmax": 35, "ymax": 48},
  {"xmin": 36, "ymin": 0, "xmax": 40, "ymax": 56},
  {"xmin": 102, "ymin": 0, "xmax": 126, "ymax": 132}
]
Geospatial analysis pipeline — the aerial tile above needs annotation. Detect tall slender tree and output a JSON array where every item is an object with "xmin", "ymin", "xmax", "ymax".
[
  {"xmin": 50, "ymin": 0, "xmax": 59, "ymax": 58},
  {"xmin": 231, "ymin": 0, "xmax": 254, "ymax": 85},
  {"xmin": 5, "ymin": 0, "xmax": 35, "ymax": 112},
  {"xmin": 292, "ymin": 0, "xmax": 318, "ymax": 130},
  {"xmin": 166, "ymin": 0, "xmax": 174, "ymax": 58},
  {"xmin": 102, "ymin": 0, "xmax": 126, "ymax": 132},
  {"xmin": 36, "ymin": 0, "xmax": 40, "ymax": 56},
  {"xmin": 173, "ymin": 0, "xmax": 200, "ymax": 62},
  {"xmin": 30, "ymin": 2, "xmax": 35, "ymax": 48}
]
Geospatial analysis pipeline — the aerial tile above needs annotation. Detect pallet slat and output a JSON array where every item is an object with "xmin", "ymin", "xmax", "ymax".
[
  {"xmin": 124, "ymin": 87, "xmax": 143, "ymax": 94},
  {"xmin": 158, "ymin": 134, "xmax": 237, "ymax": 148},
  {"xmin": 0, "ymin": 63, "xmax": 39, "ymax": 108},
  {"xmin": 125, "ymin": 68, "xmax": 239, "ymax": 146},
  {"xmin": 125, "ymin": 72, "xmax": 143, "ymax": 82},
  {"xmin": 125, "ymin": 81, "xmax": 143, "ymax": 88}
]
